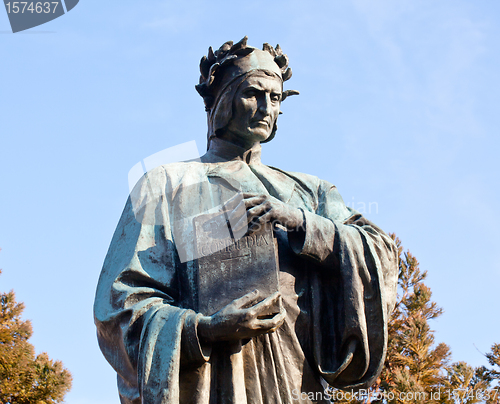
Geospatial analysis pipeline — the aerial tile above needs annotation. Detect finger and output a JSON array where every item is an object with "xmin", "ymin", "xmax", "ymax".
[
  {"xmin": 232, "ymin": 289, "xmax": 261, "ymax": 309},
  {"xmin": 247, "ymin": 211, "xmax": 276, "ymax": 234},
  {"xmin": 248, "ymin": 292, "xmax": 281, "ymax": 314},
  {"xmin": 242, "ymin": 192, "xmax": 261, "ymax": 199},
  {"xmin": 243, "ymin": 195, "xmax": 267, "ymax": 209},
  {"xmin": 242, "ymin": 193, "xmax": 276, "ymax": 202},
  {"xmin": 227, "ymin": 196, "xmax": 267, "ymax": 223},
  {"xmin": 247, "ymin": 202, "xmax": 284, "ymax": 225},
  {"xmin": 243, "ymin": 205, "xmax": 270, "ymax": 234},
  {"xmin": 246, "ymin": 205, "xmax": 271, "ymax": 226},
  {"xmin": 254, "ymin": 307, "xmax": 286, "ymax": 331}
]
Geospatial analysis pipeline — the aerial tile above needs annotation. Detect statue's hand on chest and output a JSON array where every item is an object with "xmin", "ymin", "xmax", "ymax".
[{"xmin": 226, "ymin": 192, "xmax": 304, "ymax": 236}]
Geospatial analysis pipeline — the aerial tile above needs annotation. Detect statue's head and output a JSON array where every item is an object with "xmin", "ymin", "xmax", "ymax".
[{"xmin": 196, "ymin": 36, "xmax": 299, "ymax": 148}]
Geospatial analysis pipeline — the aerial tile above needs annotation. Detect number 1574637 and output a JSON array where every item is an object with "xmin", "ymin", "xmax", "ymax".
[{"xmin": 5, "ymin": 2, "xmax": 59, "ymax": 13}]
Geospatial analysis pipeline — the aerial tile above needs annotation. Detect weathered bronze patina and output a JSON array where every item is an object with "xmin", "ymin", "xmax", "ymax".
[{"xmin": 94, "ymin": 37, "xmax": 398, "ymax": 404}]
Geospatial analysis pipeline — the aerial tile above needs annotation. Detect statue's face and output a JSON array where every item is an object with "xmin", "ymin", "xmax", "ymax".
[{"xmin": 225, "ymin": 74, "xmax": 282, "ymax": 146}]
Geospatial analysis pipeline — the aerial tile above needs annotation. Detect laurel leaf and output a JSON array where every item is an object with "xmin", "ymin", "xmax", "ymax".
[
  {"xmin": 207, "ymin": 46, "xmax": 216, "ymax": 63},
  {"xmin": 281, "ymin": 89, "xmax": 299, "ymax": 101},
  {"xmin": 262, "ymin": 43, "xmax": 276, "ymax": 57},
  {"xmin": 234, "ymin": 47, "xmax": 254, "ymax": 57},
  {"xmin": 282, "ymin": 67, "xmax": 292, "ymax": 81},
  {"xmin": 217, "ymin": 41, "xmax": 233, "ymax": 60},
  {"xmin": 230, "ymin": 36, "xmax": 248, "ymax": 53},
  {"xmin": 275, "ymin": 54, "xmax": 288, "ymax": 69},
  {"xmin": 200, "ymin": 56, "xmax": 211, "ymax": 79}
]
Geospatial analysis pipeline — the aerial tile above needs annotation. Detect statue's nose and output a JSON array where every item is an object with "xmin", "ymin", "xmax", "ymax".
[{"xmin": 258, "ymin": 95, "xmax": 272, "ymax": 115}]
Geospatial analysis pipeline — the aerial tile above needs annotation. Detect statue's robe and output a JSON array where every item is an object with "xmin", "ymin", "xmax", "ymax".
[{"xmin": 94, "ymin": 140, "xmax": 398, "ymax": 404}]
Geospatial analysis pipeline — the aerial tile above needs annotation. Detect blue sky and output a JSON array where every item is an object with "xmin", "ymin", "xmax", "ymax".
[{"xmin": 1, "ymin": 1, "xmax": 499, "ymax": 403}]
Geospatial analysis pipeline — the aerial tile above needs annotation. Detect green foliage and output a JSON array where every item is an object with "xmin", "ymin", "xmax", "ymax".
[{"xmin": 0, "ymin": 267, "xmax": 72, "ymax": 404}]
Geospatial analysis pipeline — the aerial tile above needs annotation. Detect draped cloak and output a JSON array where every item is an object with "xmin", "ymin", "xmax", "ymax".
[{"xmin": 94, "ymin": 140, "xmax": 398, "ymax": 404}]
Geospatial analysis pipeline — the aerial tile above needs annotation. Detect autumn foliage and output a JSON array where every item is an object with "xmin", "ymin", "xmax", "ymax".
[{"xmin": 0, "ymin": 266, "xmax": 72, "ymax": 404}]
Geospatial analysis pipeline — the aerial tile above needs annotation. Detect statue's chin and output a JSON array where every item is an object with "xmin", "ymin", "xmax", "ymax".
[
  {"xmin": 217, "ymin": 126, "xmax": 273, "ymax": 148},
  {"xmin": 250, "ymin": 130, "xmax": 272, "ymax": 144}
]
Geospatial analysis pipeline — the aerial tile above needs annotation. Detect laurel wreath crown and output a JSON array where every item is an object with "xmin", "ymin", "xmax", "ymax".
[{"xmin": 195, "ymin": 36, "xmax": 299, "ymax": 110}]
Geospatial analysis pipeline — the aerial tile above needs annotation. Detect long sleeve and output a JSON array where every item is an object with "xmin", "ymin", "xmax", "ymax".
[
  {"xmin": 93, "ymin": 167, "xmax": 209, "ymax": 404},
  {"xmin": 95, "ymin": 160, "xmax": 398, "ymax": 403},
  {"xmin": 288, "ymin": 180, "xmax": 398, "ymax": 390}
]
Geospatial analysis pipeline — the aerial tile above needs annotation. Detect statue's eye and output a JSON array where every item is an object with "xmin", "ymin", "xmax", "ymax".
[
  {"xmin": 243, "ymin": 89, "xmax": 257, "ymax": 98},
  {"xmin": 271, "ymin": 94, "xmax": 281, "ymax": 102}
]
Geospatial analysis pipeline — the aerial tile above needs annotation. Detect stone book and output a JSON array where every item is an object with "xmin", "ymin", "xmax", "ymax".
[{"xmin": 193, "ymin": 211, "xmax": 280, "ymax": 316}]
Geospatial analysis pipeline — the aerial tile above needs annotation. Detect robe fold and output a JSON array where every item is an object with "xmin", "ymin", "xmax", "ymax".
[{"xmin": 94, "ymin": 142, "xmax": 398, "ymax": 404}]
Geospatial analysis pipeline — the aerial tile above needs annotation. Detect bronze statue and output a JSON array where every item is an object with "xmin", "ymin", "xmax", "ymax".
[{"xmin": 94, "ymin": 37, "xmax": 398, "ymax": 404}]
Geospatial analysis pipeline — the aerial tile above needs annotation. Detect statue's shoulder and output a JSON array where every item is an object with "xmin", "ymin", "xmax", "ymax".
[
  {"xmin": 266, "ymin": 165, "xmax": 336, "ymax": 194},
  {"xmin": 266, "ymin": 165, "xmax": 349, "ymax": 219},
  {"xmin": 151, "ymin": 160, "xmax": 208, "ymax": 182},
  {"xmin": 158, "ymin": 159, "xmax": 206, "ymax": 171}
]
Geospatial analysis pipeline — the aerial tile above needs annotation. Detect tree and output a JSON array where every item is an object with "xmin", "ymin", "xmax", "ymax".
[
  {"xmin": 476, "ymin": 343, "xmax": 500, "ymax": 404},
  {"xmin": 329, "ymin": 235, "xmax": 498, "ymax": 404},
  {"xmin": 0, "ymin": 263, "xmax": 72, "ymax": 404},
  {"xmin": 440, "ymin": 361, "xmax": 497, "ymax": 404},
  {"xmin": 375, "ymin": 234, "xmax": 451, "ymax": 403},
  {"xmin": 486, "ymin": 344, "xmax": 500, "ymax": 382}
]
